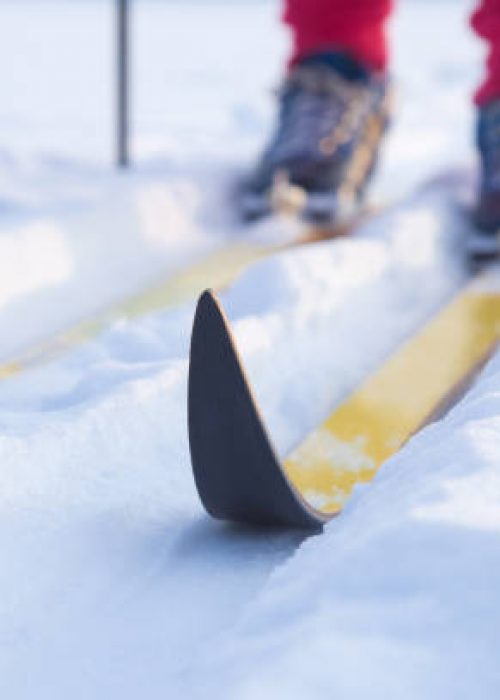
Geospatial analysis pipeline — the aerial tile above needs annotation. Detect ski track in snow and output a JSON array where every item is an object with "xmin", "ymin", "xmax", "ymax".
[
  {"xmin": 0, "ymin": 1, "xmax": 498, "ymax": 698},
  {"xmin": 0, "ymin": 177, "xmax": 475, "ymax": 697}
]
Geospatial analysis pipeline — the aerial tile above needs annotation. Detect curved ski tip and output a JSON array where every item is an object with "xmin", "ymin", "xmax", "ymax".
[
  {"xmin": 195, "ymin": 288, "xmax": 218, "ymax": 316},
  {"xmin": 197, "ymin": 288, "xmax": 218, "ymax": 308},
  {"xmin": 192, "ymin": 289, "xmax": 232, "ymax": 357},
  {"xmin": 193, "ymin": 289, "xmax": 226, "ymax": 333},
  {"xmin": 188, "ymin": 287, "xmax": 330, "ymax": 530}
]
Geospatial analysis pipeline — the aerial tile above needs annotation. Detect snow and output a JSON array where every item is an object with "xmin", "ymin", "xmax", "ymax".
[{"xmin": 0, "ymin": 1, "xmax": 499, "ymax": 698}]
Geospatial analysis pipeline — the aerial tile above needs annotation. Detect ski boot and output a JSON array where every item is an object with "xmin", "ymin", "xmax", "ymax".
[
  {"xmin": 471, "ymin": 99, "xmax": 500, "ymax": 257},
  {"xmin": 240, "ymin": 52, "xmax": 392, "ymax": 224}
]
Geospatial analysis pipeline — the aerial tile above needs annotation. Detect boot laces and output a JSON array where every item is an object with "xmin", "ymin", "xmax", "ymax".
[{"xmin": 269, "ymin": 66, "xmax": 370, "ymax": 163}]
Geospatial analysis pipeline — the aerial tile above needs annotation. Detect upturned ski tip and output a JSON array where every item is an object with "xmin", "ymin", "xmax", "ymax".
[{"xmin": 188, "ymin": 289, "xmax": 331, "ymax": 529}]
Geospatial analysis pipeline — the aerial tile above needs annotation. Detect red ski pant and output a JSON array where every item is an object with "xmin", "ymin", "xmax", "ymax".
[{"xmin": 284, "ymin": 0, "xmax": 500, "ymax": 105}]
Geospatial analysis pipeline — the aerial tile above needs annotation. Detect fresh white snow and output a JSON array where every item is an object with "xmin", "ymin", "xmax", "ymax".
[{"xmin": 1, "ymin": 1, "xmax": 499, "ymax": 699}]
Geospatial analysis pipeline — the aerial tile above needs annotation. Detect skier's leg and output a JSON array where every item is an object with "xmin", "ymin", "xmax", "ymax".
[
  {"xmin": 471, "ymin": 0, "xmax": 500, "ymax": 242},
  {"xmin": 241, "ymin": 0, "xmax": 394, "ymax": 223}
]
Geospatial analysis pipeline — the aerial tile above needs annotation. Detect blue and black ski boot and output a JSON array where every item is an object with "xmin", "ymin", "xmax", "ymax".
[{"xmin": 240, "ymin": 52, "xmax": 392, "ymax": 224}]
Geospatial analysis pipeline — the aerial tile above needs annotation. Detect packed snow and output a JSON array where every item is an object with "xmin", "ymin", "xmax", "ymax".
[{"xmin": 1, "ymin": 1, "xmax": 499, "ymax": 699}]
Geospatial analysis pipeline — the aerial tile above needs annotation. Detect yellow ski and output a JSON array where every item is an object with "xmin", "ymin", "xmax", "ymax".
[
  {"xmin": 0, "ymin": 221, "xmax": 354, "ymax": 382},
  {"xmin": 188, "ymin": 266, "xmax": 500, "ymax": 528}
]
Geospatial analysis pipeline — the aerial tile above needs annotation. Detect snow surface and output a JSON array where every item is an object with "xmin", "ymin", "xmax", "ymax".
[{"xmin": 1, "ymin": 1, "xmax": 500, "ymax": 698}]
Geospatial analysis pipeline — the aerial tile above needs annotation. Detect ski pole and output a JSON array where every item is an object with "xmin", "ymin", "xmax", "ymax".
[{"xmin": 117, "ymin": 0, "xmax": 130, "ymax": 167}]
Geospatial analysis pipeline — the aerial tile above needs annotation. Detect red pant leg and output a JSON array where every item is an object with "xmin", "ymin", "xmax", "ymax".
[
  {"xmin": 472, "ymin": 0, "xmax": 500, "ymax": 105},
  {"xmin": 283, "ymin": 0, "xmax": 394, "ymax": 72}
]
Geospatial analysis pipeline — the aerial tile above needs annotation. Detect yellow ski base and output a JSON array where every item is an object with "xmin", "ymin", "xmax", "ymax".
[
  {"xmin": 0, "ymin": 222, "xmax": 350, "ymax": 382},
  {"xmin": 284, "ymin": 268, "xmax": 500, "ymax": 514},
  {"xmin": 0, "ymin": 243, "xmax": 276, "ymax": 380}
]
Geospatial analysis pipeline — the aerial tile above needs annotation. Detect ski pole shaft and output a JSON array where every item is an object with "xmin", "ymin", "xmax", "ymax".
[{"xmin": 117, "ymin": 0, "xmax": 130, "ymax": 167}]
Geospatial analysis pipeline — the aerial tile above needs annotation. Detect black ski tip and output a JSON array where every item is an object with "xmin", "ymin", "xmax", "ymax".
[{"xmin": 188, "ymin": 289, "xmax": 330, "ymax": 529}]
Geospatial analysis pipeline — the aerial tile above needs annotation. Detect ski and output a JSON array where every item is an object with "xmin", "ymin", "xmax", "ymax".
[
  {"xmin": 0, "ymin": 213, "xmax": 365, "ymax": 383},
  {"xmin": 0, "ymin": 170, "xmax": 474, "ymax": 383},
  {"xmin": 188, "ymin": 266, "xmax": 500, "ymax": 529}
]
